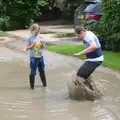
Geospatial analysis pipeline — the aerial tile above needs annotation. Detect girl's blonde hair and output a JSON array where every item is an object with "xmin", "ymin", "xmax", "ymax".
[{"xmin": 30, "ymin": 23, "xmax": 40, "ymax": 34}]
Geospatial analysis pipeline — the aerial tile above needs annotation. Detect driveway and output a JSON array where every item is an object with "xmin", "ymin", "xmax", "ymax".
[{"xmin": 0, "ymin": 25, "xmax": 120, "ymax": 120}]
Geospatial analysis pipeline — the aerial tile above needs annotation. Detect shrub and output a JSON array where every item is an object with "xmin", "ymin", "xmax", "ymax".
[
  {"xmin": 101, "ymin": 33, "xmax": 120, "ymax": 51},
  {"xmin": 0, "ymin": 0, "xmax": 47, "ymax": 30},
  {"xmin": 0, "ymin": 16, "xmax": 10, "ymax": 30},
  {"xmin": 100, "ymin": 0, "xmax": 120, "ymax": 51}
]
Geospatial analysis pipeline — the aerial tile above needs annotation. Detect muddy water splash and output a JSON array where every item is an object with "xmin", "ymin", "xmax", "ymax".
[{"xmin": 0, "ymin": 47, "xmax": 120, "ymax": 120}]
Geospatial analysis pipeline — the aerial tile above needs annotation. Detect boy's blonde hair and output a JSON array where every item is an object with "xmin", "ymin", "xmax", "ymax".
[{"xmin": 30, "ymin": 23, "xmax": 40, "ymax": 34}]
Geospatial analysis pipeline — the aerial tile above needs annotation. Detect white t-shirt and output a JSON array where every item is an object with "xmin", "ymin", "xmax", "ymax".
[{"xmin": 83, "ymin": 31, "xmax": 104, "ymax": 62}]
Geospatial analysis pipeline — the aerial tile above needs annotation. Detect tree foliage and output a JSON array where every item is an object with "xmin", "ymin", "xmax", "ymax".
[
  {"xmin": 100, "ymin": 0, "xmax": 120, "ymax": 51},
  {"xmin": 0, "ymin": 0, "xmax": 48, "ymax": 30}
]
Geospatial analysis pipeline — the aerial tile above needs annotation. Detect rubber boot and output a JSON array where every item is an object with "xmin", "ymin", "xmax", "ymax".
[
  {"xmin": 84, "ymin": 77, "xmax": 94, "ymax": 91},
  {"xmin": 39, "ymin": 72, "xmax": 47, "ymax": 87},
  {"xmin": 84, "ymin": 80, "xmax": 92, "ymax": 90},
  {"xmin": 29, "ymin": 74, "xmax": 35, "ymax": 89}
]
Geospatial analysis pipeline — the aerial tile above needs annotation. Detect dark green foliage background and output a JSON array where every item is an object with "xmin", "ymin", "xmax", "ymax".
[
  {"xmin": 100, "ymin": 0, "xmax": 120, "ymax": 51},
  {"xmin": 0, "ymin": 0, "xmax": 48, "ymax": 30}
]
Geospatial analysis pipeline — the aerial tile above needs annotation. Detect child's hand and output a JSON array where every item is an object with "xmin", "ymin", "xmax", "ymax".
[
  {"xmin": 31, "ymin": 41, "xmax": 36, "ymax": 47},
  {"xmin": 30, "ymin": 41, "xmax": 36, "ymax": 48},
  {"xmin": 24, "ymin": 48, "xmax": 28, "ymax": 51}
]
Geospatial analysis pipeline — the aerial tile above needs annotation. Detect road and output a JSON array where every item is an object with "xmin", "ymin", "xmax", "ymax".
[{"xmin": 0, "ymin": 32, "xmax": 120, "ymax": 120}]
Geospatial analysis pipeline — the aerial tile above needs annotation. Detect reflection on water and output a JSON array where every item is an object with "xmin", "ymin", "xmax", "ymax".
[{"xmin": 0, "ymin": 47, "xmax": 120, "ymax": 120}]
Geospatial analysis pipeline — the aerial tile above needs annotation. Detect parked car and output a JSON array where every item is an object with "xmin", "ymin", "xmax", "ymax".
[{"xmin": 74, "ymin": 0, "xmax": 102, "ymax": 26}]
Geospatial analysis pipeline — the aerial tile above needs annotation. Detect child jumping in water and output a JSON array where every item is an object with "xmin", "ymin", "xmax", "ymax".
[
  {"xmin": 73, "ymin": 26, "xmax": 103, "ymax": 90},
  {"xmin": 25, "ymin": 24, "xmax": 47, "ymax": 89}
]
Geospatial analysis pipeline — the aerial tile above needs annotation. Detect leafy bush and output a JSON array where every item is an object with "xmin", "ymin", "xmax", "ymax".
[
  {"xmin": 0, "ymin": 16, "xmax": 10, "ymax": 30},
  {"xmin": 100, "ymin": 0, "xmax": 120, "ymax": 51},
  {"xmin": 0, "ymin": 0, "xmax": 48, "ymax": 30},
  {"xmin": 101, "ymin": 33, "xmax": 120, "ymax": 51}
]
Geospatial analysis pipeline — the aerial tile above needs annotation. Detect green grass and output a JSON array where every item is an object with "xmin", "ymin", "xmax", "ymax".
[
  {"xmin": 0, "ymin": 30, "xmax": 7, "ymax": 35},
  {"xmin": 47, "ymin": 44, "xmax": 120, "ymax": 70}
]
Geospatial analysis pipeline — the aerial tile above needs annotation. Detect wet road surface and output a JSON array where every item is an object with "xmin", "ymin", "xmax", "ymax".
[{"xmin": 0, "ymin": 44, "xmax": 120, "ymax": 120}]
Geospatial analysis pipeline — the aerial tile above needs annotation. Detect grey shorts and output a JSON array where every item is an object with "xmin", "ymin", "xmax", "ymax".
[{"xmin": 77, "ymin": 61, "xmax": 102, "ymax": 79}]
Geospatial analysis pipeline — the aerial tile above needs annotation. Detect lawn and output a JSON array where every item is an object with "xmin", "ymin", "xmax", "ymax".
[
  {"xmin": 47, "ymin": 44, "xmax": 120, "ymax": 70},
  {"xmin": 0, "ymin": 30, "xmax": 7, "ymax": 35}
]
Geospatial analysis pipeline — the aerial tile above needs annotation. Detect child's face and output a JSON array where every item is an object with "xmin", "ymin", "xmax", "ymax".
[
  {"xmin": 76, "ymin": 31, "xmax": 85, "ymax": 40},
  {"xmin": 31, "ymin": 30, "xmax": 40, "ymax": 36}
]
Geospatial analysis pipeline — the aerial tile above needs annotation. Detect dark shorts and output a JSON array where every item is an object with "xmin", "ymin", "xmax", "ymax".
[
  {"xmin": 77, "ymin": 61, "xmax": 102, "ymax": 79},
  {"xmin": 30, "ymin": 56, "xmax": 45, "ymax": 75}
]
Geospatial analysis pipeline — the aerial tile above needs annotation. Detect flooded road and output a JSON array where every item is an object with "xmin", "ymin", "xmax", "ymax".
[{"xmin": 0, "ymin": 46, "xmax": 120, "ymax": 120}]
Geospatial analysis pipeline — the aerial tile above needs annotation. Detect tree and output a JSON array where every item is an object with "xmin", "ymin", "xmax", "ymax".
[{"xmin": 0, "ymin": 0, "xmax": 48, "ymax": 30}]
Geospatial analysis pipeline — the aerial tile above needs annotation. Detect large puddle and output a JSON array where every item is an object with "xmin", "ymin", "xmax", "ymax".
[{"xmin": 0, "ymin": 47, "xmax": 120, "ymax": 120}]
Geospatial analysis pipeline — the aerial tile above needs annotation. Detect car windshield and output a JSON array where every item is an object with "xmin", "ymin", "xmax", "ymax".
[
  {"xmin": 83, "ymin": 4, "xmax": 96, "ymax": 12},
  {"xmin": 75, "ymin": 2, "xmax": 96, "ymax": 13},
  {"xmin": 75, "ymin": 3, "xmax": 89, "ymax": 12}
]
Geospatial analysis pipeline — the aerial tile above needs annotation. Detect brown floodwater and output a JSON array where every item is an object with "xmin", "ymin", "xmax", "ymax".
[{"xmin": 0, "ymin": 46, "xmax": 120, "ymax": 120}]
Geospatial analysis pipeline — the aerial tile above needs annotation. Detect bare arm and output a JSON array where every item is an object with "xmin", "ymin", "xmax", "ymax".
[
  {"xmin": 73, "ymin": 40, "xmax": 96, "ymax": 56},
  {"xmin": 25, "ymin": 41, "xmax": 35, "ymax": 51}
]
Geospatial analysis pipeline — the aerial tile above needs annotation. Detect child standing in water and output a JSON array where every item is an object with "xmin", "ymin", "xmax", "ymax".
[{"xmin": 25, "ymin": 24, "xmax": 47, "ymax": 89}]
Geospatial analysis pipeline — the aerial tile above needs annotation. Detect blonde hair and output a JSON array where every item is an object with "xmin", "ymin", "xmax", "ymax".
[{"xmin": 30, "ymin": 23, "xmax": 40, "ymax": 35}]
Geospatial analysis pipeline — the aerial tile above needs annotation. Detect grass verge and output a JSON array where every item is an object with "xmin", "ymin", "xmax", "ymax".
[
  {"xmin": 0, "ymin": 30, "xmax": 7, "ymax": 35},
  {"xmin": 47, "ymin": 44, "xmax": 120, "ymax": 70}
]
